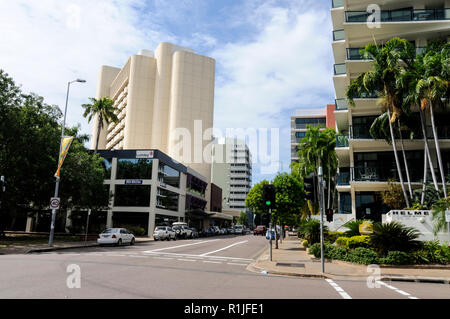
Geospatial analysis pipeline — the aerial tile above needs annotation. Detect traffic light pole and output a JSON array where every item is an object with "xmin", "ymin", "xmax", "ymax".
[
  {"xmin": 269, "ymin": 208, "xmax": 272, "ymax": 261},
  {"xmin": 318, "ymin": 166, "xmax": 325, "ymax": 273}
]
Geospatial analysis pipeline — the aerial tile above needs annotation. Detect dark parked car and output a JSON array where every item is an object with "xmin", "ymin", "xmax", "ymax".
[
  {"xmin": 253, "ymin": 225, "xmax": 266, "ymax": 236},
  {"xmin": 190, "ymin": 227, "xmax": 199, "ymax": 238},
  {"xmin": 200, "ymin": 227, "xmax": 215, "ymax": 237}
]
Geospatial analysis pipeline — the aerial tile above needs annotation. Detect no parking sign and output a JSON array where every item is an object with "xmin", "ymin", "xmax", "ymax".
[{"xmin": 50, "ymin": 197, "xmax": 60, "ymax": 210}]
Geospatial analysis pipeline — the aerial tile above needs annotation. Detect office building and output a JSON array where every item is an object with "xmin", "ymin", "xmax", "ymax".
[
  {"xmin": 211, "ymin": 137, "xmax": 252, "ymax": 212},
  {"xmin": 331, "ymin": 0, "xmax": 450, "ymax": 223},
  {"xmin": 91, "ymin": 42, "xmax": 215, "ymax": 206}
]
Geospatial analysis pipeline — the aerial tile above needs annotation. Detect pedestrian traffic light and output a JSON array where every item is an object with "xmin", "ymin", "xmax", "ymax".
[
  {"xmin": 326, "ymin": 209, "xmax": 334, "ymax": 222},
  {"xmin": 304, "ymin": 177, "xmax": 314, "ymax": 201},
  {"xmin": 262, "ymin": 184, "xmax": 276, "ymax": 209}
]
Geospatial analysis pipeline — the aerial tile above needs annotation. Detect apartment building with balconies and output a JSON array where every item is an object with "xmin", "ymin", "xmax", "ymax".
[{"xmin": 331, "ymin": 0, "xmax": 450, "ymax": 222}]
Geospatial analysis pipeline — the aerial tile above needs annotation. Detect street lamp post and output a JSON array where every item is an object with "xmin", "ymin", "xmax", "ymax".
[{"xmin": 48, "ymin": 79, "xmax": 86, "ymax": 247}]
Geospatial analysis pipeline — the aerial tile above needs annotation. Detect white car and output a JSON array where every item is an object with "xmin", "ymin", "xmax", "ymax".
[
  {"xmin": 153, "ymin": 226, "xmax": 176, "ymax": 241},
  {"xmin": 98, "ymin": 228, "xmax": 135, "ymax": 246},
  {"xmin": 233, "ymin": 225, "xmax": 244, "ymax": 235}
]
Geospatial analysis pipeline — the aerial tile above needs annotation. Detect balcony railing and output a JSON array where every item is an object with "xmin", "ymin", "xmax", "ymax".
[
  {"xmin": 345, "ymin": 8, "xmax": 450, "ymax": 23},
  {"xmin": 334, "ymin": 63, "xmax": 346, "ymax": 75},
  {"xmin": 333, "ymin": 29, "xmax": 345, "ymax": 41},
  {"xmin": 337, "ymin": 171, "xmax": 350, "ymax": 185},
  {"xmin": 335, "ymin": 98, "xmax": 348, "ymax": 110},
  {"xmin": 347, "ymin": 47, "xmax": 426, "ymax": 60},
  {"xmin": 331, "ymin": 0, "xmax": 344, "ymax": 8},
  {"xmin": 336, "ymin": 135, "xmax": 349, "ymax": 147}
]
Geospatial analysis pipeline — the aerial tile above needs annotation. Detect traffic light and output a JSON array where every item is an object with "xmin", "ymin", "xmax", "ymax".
[
  {"xmin": 303, "ymin": 177, "xmax": 314, "ymax": 201},
  {"xmin": 262, "ymin": 184, "xmax": 276, "ymax": 210},
  {"xmin": 326, "ymin": 209, "xmax": 334, "ymax": 222}
]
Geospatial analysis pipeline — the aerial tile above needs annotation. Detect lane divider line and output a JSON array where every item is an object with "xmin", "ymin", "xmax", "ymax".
[
  {"xmin": 199, "ymin": 240, "xmax": 249, "ymax": 256},
  {"xmin": 376, "ymin": 281, "xmax": 418, "ymax": 299},
  {"xmin": 177, "ymin": 258, "xmax": 197, "ymax": 262},
  {"xmin": 325, "ymin": 279, "xmax": 352, "ymax": 299},
  {"xmin": 142, "ymin": 251, "xmax": 254, "ymax": 262},
  {"xmin": 227, "ymin": 262, "xmax": 248, "ymax": 266},
  {"xmin": 203, "ymin": 261, "xmax": 222, "ymax": 264},
  {"xmin": 143, "ymin": 239, "xmax": 220, "ymax": 253}
]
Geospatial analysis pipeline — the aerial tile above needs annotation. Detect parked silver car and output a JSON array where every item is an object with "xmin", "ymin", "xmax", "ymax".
[{"xmin": 153, "ymin": 226, "xmax": 176, "ymax": 241}]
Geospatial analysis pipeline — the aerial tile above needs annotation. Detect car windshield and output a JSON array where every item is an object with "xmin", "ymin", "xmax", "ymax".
[
  {"xmin": 173, "ymin": 226, "xmax": 181, "ymax": 229},
  {"xmin": 155, "ymin": 227, "xmax": 166, "ymax": 230},
  {"xmin": 102, "ymin": 229, "xmax": 118, "ymax": 233},
  {"xmin": 235, "ymin": 226, "xmax": 243, "ymax": 229}
]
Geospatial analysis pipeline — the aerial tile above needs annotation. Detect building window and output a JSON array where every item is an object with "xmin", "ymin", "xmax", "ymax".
[
  {"xmin": 339, "ymin": 193, "xmax": 352, "ymax": 214},
  {"xmin": 116, "ymin": 158, "xmax": 153, "ymax": 180},
  {"xmin": 155, "ymin": 214, "xmax": 179, "ymax": 226},
  {"xmin": 101, "ymin": 158, "xmax": 113, "ymax": 179},
  {"xmin": 157, "ymin": 188, "xmax": 179, "ymax": 212},
  {"xmin": 158, "ymin": 163, "xmax": 180, "ymax": 188},
  {"xmin": 114, "ymin": 185, "xmax": 151, "ymax": 207}
]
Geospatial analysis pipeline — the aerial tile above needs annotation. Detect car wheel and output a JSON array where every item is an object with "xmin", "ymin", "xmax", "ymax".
[
  {"xmin": 130, "ymin": 238, "xmax": 135, "ymax": 245},
  {"xmin": 116, "ymin": 239, "xmax": 122, "ymax": 246}
]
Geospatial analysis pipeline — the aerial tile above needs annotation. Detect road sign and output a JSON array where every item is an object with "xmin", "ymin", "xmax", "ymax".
[
  {"xmin": 50, "ymin": 197, "xmax": 60, "ymax": 210},
  {"xmin": 445, "ymin": 210, "xmax": 450, "ymax": 223}
]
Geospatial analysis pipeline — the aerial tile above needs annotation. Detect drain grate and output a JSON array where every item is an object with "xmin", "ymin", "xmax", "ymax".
[{"xmin": 276, "ymin": 263, "xmax": 305, "ymax": 268}]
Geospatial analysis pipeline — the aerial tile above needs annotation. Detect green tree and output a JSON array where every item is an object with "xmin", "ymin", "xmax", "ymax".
[
  {"xmin": 82, "ymin": 97, "xmax": 119, "ymax": 151},
  {"xmin": 237, "ymin": 211, "xmax": 248, "ymax": 226},
  {"xmin": 346, "ymin": 38, "xmax": 415, "ymax": 207},
  {"xmin": 245, "ymin": 179, "xmax": 269, "ymax": 216},
  {"xmin": 0, "ymin": 70, "xmax": 109, "ymax": 233}
]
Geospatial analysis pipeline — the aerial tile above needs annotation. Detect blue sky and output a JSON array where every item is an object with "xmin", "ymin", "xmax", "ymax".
[{"xmin": 0, "ymin": 0, "xmax": 335, "ymax": 184}]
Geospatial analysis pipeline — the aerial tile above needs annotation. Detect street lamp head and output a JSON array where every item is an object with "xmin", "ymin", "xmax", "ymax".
[{"xmin": 76, "ymin": 79, "xmax": 86, "ymax": 83}]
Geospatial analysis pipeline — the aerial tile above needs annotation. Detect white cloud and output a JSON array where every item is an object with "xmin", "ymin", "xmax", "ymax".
[
  {"xmin": 210, "ymin": 2, "xmax": 334, "ymax": 181},
  {"xmin": 0, "ymin": 0, "xmax": 171, "ymax": 136}
]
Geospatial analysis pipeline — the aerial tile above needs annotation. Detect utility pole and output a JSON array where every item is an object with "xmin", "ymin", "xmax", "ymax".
[{"xmin": 318, "ymin": 166, "xmax": 325, "ymax": 273}]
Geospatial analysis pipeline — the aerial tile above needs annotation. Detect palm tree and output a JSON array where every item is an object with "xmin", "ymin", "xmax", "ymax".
[
  {"xmin": 346, "ymin": 38, "xmax": 414, "ymax": 207},
  {"xmin": 400, "ymin": 41, "xmax": 449, "ymax": 197},
  {"xmin": 82, "ymin": 97, "xmax": 119, "ymax": 152}
]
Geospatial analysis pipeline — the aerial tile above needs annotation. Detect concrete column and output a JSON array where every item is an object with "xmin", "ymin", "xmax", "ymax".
[
  {"xmin": 25, "ymin": 216, "xmax": 33, "ymax": 232},
  {"xmin": 65, "ymin": 208, "xmax": 72, "ymax": 233},
  {"xmin": 106, "ymin": 157, "xmax": 117, "ymax": 228},
  {"xmin": 148, "ymin": 158, "xmax": 159, "ymax": 237}
]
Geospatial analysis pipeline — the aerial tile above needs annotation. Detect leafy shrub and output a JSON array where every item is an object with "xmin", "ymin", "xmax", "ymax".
[
  {"xmin": 420, "ymin": 241, "xmax": 450, "ymax": 264},
  {"xmin": 329, "ymin": 246, "xmax": 351, "ymax": 261},
  {"xmin": 370, "ymin": 222, "xmax": 422, "ymax": 256},
  {"xmin": 347, "ymin": 235, "xmax": 371, "ymax": 249},
  {"xmin": 297, "ymin": 218, "xmax": 327, "ymax": 244},
  {"xmin": 347, "ymin": 247, "xmax": 379, "ymax": 265},
  {"xmin": 342, "ymin": 220, "xmax": 364, "ymax": 237},
  {"xmin": 326, "ymin": 231, "xmax": 343, "ymax": 243},
  {"xmin": 302, "ymin": 239, "xmax": 309, "ymax": 248},
  {"xmin": 380, "ymin": 251, "xmax": 413, "ymax": 265},
  {"xmin": 309, "ymin": 243, "xmax": 322, "ymax": 258},
  {"xmin": 335, "ymin": 237, "xmax": 349, "ymax": 247}
]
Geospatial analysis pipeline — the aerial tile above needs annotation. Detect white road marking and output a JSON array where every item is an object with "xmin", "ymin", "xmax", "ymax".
[
  {"xmin": 376, "ymin": 281, "xmax": 418, "ymax": 299},
  {"xmin": 143, "ymin": 251, "xmax": 254, "ymax": 262},
  {"xmin": 143, "ymin": 239, "xmax": 220, "ymax": 253},
  {"xmin": 104, "ymin": 254, "xmax": 127, "ymax": 257},
  {"xmin": 177, "ymin": 258, "xmax": 197, "ymax": 262},
  {"xmin": 227, "ymin": 262, "xmax": 248, "ymax": 266},
  {"xmin": 203, "ymin": 261, "xmax": 222, "ymax": 264},
  {"xmin": 129, "ymin": 255, "xmax": 148, "ymax": 258},
  {"xmin": 152, "ymin": 257, "xmax": 174, "ymax": 260},
  {"xmin": 325, "ymin": 279, "xmax": 352, "ymax": 299},
  {"xmin": 199, "ymin": 240, "xmax": 248, "ymax": 256}
]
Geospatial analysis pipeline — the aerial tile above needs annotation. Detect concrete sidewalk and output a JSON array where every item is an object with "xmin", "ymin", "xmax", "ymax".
[
  {"xmin": 247, "ymin": 234, "xmax": 450, "ymax": 284},
  {"xmin": 0, "ymin": 237, "xmax": 153, "ymax": 255}
]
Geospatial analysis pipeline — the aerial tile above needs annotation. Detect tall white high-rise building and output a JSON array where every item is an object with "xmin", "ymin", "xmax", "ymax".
[{"xmin": 91, "ymin": 42, "xmax": 216, "ymax": 204}]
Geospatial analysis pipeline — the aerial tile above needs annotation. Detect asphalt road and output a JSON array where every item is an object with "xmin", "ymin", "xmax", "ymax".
[{"xmin": 0, "ymin": 234, "xmax": 449, "ymax": 299}]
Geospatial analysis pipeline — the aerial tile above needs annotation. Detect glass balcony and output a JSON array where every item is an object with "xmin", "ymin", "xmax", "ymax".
[
  {"xmin": 335, "ymin": 98, "xmax": 348, "ymax": 110},
  {"xmin": 332, "ymin": 0, "xmax": 344, "ymax": 8},
  {"xmin": 336, "ymin": 135, "xmax": 349, "ymax": 147},
  {"xmin": 334, "ymin": 63, "xmax": 346, "ymax": 75},
  {"xmin": 345, "ymin": 8, "xmax": 450, "ymax": 23},
  {"xmin": 337, "ymin": 170, "xmax": 350, "ymax": 185},
  {"xmin": 347, "ymin": 47, "xmax": 426, "ymax": 60},
  {"xmin": 333, "ymin": 29, "xmax": 345, "ymax": 41}
]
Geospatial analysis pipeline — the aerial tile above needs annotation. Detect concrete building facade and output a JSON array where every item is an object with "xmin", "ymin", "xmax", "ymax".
[{"xmin": 91, "ymin": 42, "xmax": 216, "ymax": 206}]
